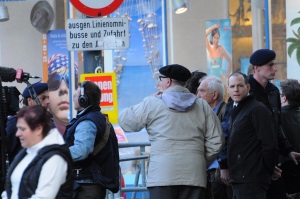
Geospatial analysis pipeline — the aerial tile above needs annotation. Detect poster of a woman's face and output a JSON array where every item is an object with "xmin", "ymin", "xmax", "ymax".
[{"xmin": 47, "ymin": 54, "xmax": 78, "ymax": 134}]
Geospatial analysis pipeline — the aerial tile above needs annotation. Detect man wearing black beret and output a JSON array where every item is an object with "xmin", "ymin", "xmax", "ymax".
[
  {"xmin": 119, "ymin": 64, "xmax": 224, "ymax": 199},
  {"xmin": 248, "ymin": 49, "xmax": 300, "ymax": 199}
]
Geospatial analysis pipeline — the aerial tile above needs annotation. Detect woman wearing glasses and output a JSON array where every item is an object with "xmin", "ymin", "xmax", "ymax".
[{"xmin": 47, "ymin": 54, "xmax": 78, "ymax": 134}]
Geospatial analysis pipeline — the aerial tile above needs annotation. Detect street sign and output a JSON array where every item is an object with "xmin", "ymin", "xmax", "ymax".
[
  {"xmin": 66, "ymin": 17, "xmax": 129, "ymax": 51},
  {"xmin": 70, "ymin": 0, "xmax": 124, "ymax": 17}
]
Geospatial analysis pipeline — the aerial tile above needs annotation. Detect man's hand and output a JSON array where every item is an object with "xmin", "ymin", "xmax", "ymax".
[
  {"xmin": 220, "ymin": 169, "xmax": 230, "ymax": 185},
  {"xmin": 288, "ymin": 151, "xmax": 300, "ymax": 165},
  {"xmin": 153, "ymin": 90, "xmax": 162, "ymax": 96},
  {"xmin": 272, "ymin": 166, "xmax": 282, "ymax": 181}
]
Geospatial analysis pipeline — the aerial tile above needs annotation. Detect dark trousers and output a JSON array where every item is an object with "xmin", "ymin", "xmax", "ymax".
[
  {"xmin": 75, "ymin": 184, "xmax": 106, "ymax": 199},
  {"xmin": 266, "ymin": 178, "xmax": 287, "ymax": 199},
  {"xmin": 148, "ymin": 185, "xmax": 206, "ymax": 199},
  {"xmin": 207, "ymin": 169, "xmax": 233, "ymax": 199},
  {"xmin": 232, "ymin": 183, "xmax": 269, "ymax": 199}
]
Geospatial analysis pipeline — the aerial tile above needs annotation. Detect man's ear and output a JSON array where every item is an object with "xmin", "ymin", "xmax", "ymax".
[
  {"xmin": 247, "ymin": 84, "xmax": 251, "ymax": 92},
  {"xmin": 282, "ymin": 95, "xmax": 287, "ymax": 104},
  {"xmin": 253, "ymin": 65, "xmax": 259, "ymax": 73},
  {"xmin": 213, "ymin": 90, "xmax": 219, "ymax": 100}
]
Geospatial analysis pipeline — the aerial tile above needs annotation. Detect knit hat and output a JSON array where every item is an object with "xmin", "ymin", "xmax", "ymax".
[
  {"xmin": 250, "ymin": 49, "xmax": 276, "ymax": 66},
  {"xmin": 22, "ymin": 83, "xmax": 48, "ymax": 98},
  {"xmin": 159, "ymin": 64, "xmax": 191, "ymax": 82}
]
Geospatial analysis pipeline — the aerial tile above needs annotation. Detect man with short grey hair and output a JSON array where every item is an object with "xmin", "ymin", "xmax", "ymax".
[
  {"xmin": 197, "ymin": 75, "xmax": 232, "ymax": 199},
  {"xmin": 119, "ymin": 64, "xmax": 224, "ymax": 199}
]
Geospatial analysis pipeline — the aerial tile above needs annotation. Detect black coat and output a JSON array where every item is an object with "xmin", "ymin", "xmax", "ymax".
[
  {"xmin": 227, "ymin": 95, "xmax": 278, "ymax": 184},
  {"xmin": 281, "ymin": 105, "xmax": 300, "ymax": 153},
  {"xmin": 277, "ymin": 105, "xmax": 300, "ymax": 193},
  {"xmin": 248, "ymin": 75, "xmax": 293, "ymax": 156}
]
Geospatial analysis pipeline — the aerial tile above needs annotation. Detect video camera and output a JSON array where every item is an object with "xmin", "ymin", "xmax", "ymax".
[{"xmin": 2, "ymin": 86, "xmax": 20, "ymax": 118}]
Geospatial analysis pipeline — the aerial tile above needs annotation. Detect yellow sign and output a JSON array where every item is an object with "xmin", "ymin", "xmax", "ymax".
[{"xmin": 80, "ymin": 73, "xmax": 118, "ymax": 124}]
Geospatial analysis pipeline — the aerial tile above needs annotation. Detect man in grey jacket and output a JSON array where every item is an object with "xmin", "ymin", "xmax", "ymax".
[{"xmin": 118, "ymin": 64, "xmax": 224, "ymax": 199}]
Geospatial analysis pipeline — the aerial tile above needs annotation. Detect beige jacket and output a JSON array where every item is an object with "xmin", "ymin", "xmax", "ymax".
[{"xmin": 118, "ymin": 85, "xmax": 224, "ymax": 188}]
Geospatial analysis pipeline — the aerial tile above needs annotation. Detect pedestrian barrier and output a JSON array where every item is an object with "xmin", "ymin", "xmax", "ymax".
[{"xmin": 107, "ymin": 142, "xmax": 151, "ymax": 199}]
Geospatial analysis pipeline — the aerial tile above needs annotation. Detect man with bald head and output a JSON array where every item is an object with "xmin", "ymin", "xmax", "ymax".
[{"xmin": 197, "ymin": 75, "xmax": 232, "ymax": 199}]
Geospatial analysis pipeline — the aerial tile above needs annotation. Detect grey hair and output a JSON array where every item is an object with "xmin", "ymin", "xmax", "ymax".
[
  {"xmin": 201, "ymin": 75, "xmax": 224, "ymax": 101},
  {"xmin": 171, "ymin": 79, "xmax": 186, "ymax": 86}
]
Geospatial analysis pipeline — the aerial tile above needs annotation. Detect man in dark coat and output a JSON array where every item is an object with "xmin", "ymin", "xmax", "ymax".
[
  {"xmin": 248, "ymin": 49, "xmax": 300, "ymax": 199},
  {"xmin": 227, "ymin": 72, "xmax": 277, "ymax": 199},
  {"xmin": 278, "ymin": 79, "xmax": 300, "ymax": 195}
]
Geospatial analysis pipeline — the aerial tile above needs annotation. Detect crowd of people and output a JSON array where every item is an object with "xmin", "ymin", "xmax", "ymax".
[
  {"xmin": 119, "ymin": 49, "xmax": 300, "ymax": 199},
  {"xmin": 1, "ymin": 48, "xmax": 300, "ymax": 199}
]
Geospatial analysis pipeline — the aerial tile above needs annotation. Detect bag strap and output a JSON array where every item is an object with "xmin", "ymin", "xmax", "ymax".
[{"xmin": 92, "ymin": 120, "xmax": 111, "ymax": 156}]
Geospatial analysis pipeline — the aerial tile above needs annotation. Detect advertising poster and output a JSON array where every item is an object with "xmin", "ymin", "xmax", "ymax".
[
  {"xmin": 43, "ymin": 30, "xmax": 79, "ymax": 134},
  {"xmin": 286, "ymin": 0, "xmax": 300, "ymax": 79},
  {"xmin": 110, "ymin": 0, "xmax": 166, "ymax": 111},
  {"xmin": 206, "ymin": 19, "xmax": 233, "ymax": 81},
  {"xmin": 80, "ymin": 73, "xmax": 119, "ymax": 124},
  {"xmin": 114, "ymin": 127, "xmax": 128, "ymax": 143}
]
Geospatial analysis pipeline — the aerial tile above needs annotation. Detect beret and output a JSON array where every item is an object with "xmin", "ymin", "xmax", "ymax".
[
  {"xmin": 22, "ymin": 83, "xmax": 48, "ymax": 98},
  {"xmin": 159, "ymin": 64, "xmax": 191, "ymax": 82},
  {"xmin": 250, "ymin": 49, "xmax": 276, "ymax": 66}
]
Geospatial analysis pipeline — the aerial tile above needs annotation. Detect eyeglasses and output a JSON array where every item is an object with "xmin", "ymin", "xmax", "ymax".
[
  {"xmin": 48, "ymin": 72, "xmax": 70, "ymax": 91},
  {"xmin": 159, "ymin": 76, "xmax": 168, "ymax": 81}
]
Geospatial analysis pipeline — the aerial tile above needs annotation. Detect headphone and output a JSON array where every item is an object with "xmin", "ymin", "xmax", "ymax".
[{"xmin": 78, "ymin": 81, "xmax": 89, "ymax": 107}]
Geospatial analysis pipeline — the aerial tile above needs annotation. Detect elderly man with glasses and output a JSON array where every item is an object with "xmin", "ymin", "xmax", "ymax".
[{"xmin": 119, "ymin": 64, "xmax": 224, "ymax": 199}]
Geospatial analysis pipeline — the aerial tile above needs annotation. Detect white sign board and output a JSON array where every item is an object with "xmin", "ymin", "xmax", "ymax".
[{"xmin": 66, "ymin": 17, "xmax": 129, "ymax": 51}]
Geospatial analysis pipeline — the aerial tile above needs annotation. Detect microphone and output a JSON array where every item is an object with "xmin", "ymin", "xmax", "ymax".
[
  {"xmin": 0, "ymin": 66, "xmax": 40, "ymax": 83},
  {"xmin": 0, "ymin": 66, "xmax": 16, "ymax": 82}
]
